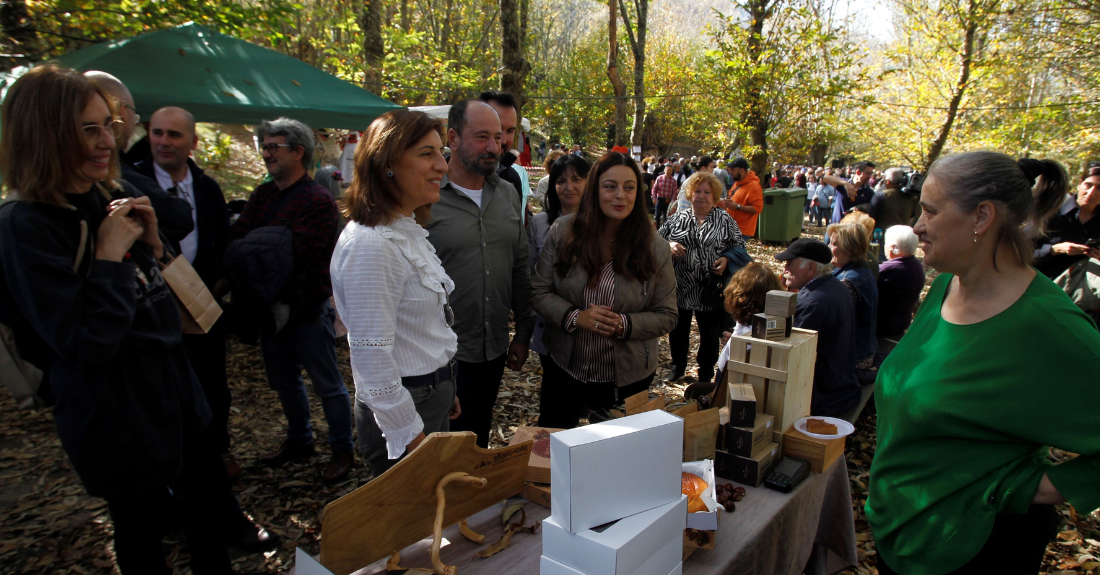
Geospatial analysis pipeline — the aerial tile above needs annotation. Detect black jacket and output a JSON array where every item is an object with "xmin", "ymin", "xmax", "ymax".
[
  {"xmin": 120, "ymin": 160, "xmax": 194, "ymax": 245},
  {"xmin": 0, "ymin": 185, "xmax": 210, "ymax": 498},
  {"xmin": 1035, "ymin": 207, "xmax": 1100, "ymax": 279},
  {"xmin": 134, "ymin": 157, "xmax": 230, "ymax": 290}
]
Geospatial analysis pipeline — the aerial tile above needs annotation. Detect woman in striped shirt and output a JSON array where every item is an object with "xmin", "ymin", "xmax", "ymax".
[
  {"xmin": 531, "ymin": 153, "xmax": 678, "ymax": 428},
  {"xmin": 658, "ymin": 172, "xmax": 745, "ymax": 385}
]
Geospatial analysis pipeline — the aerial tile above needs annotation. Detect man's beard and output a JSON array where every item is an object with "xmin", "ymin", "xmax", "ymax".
[{"xmin": 458, "ymin": 146, "xmax": 498, "ymax": 177}]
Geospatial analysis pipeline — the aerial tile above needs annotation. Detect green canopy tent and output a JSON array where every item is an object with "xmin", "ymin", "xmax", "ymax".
[{"xmin": 2, "ymin": 22, "xmax": 401, "ymax": 130}]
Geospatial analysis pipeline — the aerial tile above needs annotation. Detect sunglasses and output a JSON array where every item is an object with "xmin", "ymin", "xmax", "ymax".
[
  {"xmin": 442, "ymin": 283, "xmax": 455, "ymax": 328},
  {"xmin": 260, "ymin": 143, "xmax": 293, "ymax": 154}
]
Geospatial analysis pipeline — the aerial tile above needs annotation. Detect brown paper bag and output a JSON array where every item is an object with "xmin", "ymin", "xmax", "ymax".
[
  {"xmin": 625, "ymin": 390, "xmax": 665, "ymax": 415},
  {"xmin": 159, "ymin": 255, "xmax": 222, "ymax": 334},
  {"xmin": 674, "ymin": 402, "xmax": 721, "ymax": 462}
]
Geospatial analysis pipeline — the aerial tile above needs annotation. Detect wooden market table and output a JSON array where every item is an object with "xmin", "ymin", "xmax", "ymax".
[{"xmin": 330, "ymin": 460, "xmax": 858, "ymax": 575}]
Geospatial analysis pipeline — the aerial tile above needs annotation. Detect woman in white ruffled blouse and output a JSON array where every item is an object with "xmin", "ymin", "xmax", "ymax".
[{"xmin": 330, "ymin": 110, "xmax": 461, "ymax": 478}]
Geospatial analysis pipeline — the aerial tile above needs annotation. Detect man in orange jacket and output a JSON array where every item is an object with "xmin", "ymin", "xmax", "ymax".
[{"xmin": 720, "ymin": 158, "xmax": 764, "ymax": 238}]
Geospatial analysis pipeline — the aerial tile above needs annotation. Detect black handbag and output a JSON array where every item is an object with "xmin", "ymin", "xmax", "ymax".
[{"xmin": 703, "ymin": 271, "xmax": 727, "ymax": 310}]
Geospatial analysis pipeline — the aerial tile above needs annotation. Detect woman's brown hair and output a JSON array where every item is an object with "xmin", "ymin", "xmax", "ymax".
[
  {"xmin": 0, "ymin": 65, "xmax": 120, "ymax": 207},
  {"xmin": 555, "ymin": 152, "xmax": 656, "ymax": 285},
  {"xmin": 723, "ymin": 262, "xmax": 783, "ymax": 325},
  {"xmin": 340, "ymin": 109, "xmax": 445, "ymax": 226}
]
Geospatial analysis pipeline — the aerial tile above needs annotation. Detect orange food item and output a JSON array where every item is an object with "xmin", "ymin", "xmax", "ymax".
[
  {"xmin": 806, "ymin": 418, "xmax": 838, "ymax": 435},
  {"xmin": 682, "ymin": 472, "xmax": 709, "ymax": 513},
  {"xmin": 681, "ymin": 472, "xmax": 707, "ymax": 497}
]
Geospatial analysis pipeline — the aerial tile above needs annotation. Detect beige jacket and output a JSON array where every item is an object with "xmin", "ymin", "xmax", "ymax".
[{"xmin": 531, "ymin": 215, "xmax": 678, "ymax": 386}]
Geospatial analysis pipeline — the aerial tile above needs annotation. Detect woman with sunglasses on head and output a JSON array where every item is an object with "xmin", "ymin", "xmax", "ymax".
[
  {"xmin": 531, "ymin": 152, "xmax": 677, "ymax": 428},
  {"xmin": 0, "ymin": 66, "xmax": 276, "ymax": 574},
  {"xmin": 331, "ymin": 110, "xmax": 461, "ymax": 478},
  {"xmin": 527, "ymin": 154, "xmax": 590, "ymax": 368}
]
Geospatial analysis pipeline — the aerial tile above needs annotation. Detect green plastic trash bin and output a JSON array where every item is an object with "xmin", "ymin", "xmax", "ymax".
[{"xmin": 756, "ymin": 187, "xmax": 808, "ymax": 243}]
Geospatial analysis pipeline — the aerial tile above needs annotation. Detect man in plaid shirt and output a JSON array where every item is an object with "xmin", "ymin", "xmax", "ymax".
[
  {"xmin": 230, "ymin": 117, "xmax": 354, "ymax": 483},
  {"xmin": 651, "ymin": 163, "xmax": 677, "ymax": 227}
]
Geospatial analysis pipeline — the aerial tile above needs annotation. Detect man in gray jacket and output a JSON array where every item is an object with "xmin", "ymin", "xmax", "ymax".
[{"xmin": 427, "ymin": 100, "xmax": 535, "ymax": 448}]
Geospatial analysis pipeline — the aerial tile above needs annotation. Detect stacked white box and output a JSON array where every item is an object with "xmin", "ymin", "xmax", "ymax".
[
  {"xmin": 541, "ymin": 555, "xmax": 683, "ymax": 575},
  {"xmin": 542, "ymin": 495, "xmax": 686, "ymax": 575},
  {"xmin": 543, "ymin": 411, "xmax": 686, "ymax": 575},
  {"xmin": 550, "ymin": 410, "xmax": 683, "ymax": 533}
]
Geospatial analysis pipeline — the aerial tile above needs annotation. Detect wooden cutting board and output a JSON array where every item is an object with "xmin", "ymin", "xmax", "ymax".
[{"xmin": 320, "ymin": 432, "xmax": 533, "ymax": 575}]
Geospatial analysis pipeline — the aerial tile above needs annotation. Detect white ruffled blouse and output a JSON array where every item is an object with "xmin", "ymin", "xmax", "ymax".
[{"xmin": 330, "ymin": 216, "xmax": 458, "ymax": 459}]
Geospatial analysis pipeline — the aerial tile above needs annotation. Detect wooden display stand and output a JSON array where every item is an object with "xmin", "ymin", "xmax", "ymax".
[
  {"xmin": 320, "ymin": 432, "xmax": 532, "ymax": 575},
  {"xmin": 723, "ymin": 328, "xmax": 818, "ymax": 443}
]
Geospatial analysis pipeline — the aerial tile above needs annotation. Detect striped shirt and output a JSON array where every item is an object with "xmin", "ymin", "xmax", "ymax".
[
  {"xmin": 651, "ymin": 174, "xmax": 678, "ymax": 201},
  {"xmin": 559, "ymin": 261, "xmax": 628, "ymax": 383},
  {"xmin": 658, "ymin": 208, "xmax": 745, "ymax": 311}
]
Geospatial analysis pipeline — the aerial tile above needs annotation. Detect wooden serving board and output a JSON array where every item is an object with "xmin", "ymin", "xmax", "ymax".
[{"xmin": 319, "ymin": 432, "xmax": 533, "ymax": 575}]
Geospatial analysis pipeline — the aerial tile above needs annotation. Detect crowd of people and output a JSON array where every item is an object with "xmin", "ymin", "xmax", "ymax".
[{"xmin": 0, "ymin": 64, "xmax": 1097, "ymax": 575}]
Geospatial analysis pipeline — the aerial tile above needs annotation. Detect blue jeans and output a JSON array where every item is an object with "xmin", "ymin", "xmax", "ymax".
[{"xmin": 261, "ymin": 302, "xmax": 354, "ymax": 452}]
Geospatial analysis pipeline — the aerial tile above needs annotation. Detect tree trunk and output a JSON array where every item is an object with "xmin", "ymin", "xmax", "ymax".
[
  {"xmin": 361, "ymin": 0, "xmax": 385, "ymax": 89},
  {"xmin": 924, "ymin": 0, "xmax": 979, "ymax": 168},
  {"xmin": 500, "ymin": 0, "xmax": 531, "ymax": 112},
  {"xmin": 442, "ymin": 0, "xmax": 455, "ymax": 59},
  {"xmin": 0, "ymin": 0, "xmax": 38, "ymax": 63},
  {"xmin": 808, "ymin": 142, "xmax": 828, "ymax": 166},
  {"xmin": 744, "ymin": 0, "xmax": 770, "ymax": 174},
  {"xmin": 401, "ymin": 0, "xmax": 411, "ymax": 31},
  {"xmin": 606, "ymin": 0, "xmax": 629, "ymax": 146},
  {"xmin": 641, "ymin": 111, "xmax": 664, "ymax": 153},
  {"xmin": 618, "ymin": 0, "xmax": 648, "ymax": 147}
]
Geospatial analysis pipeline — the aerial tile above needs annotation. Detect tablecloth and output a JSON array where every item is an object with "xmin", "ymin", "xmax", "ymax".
[{"xmin": 313, "ymin": 459, "xmax": 857, "ymax": 575}]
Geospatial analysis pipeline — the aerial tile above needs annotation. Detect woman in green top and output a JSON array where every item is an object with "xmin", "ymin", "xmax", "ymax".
[{"xmin": 867, "ymin": 151, "xmax": 1100, "ymax": 575}]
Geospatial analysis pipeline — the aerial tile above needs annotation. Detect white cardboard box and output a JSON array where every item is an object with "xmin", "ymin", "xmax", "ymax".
[
  {"xmin": 550, "ymin": 410, "xmax": 683, "ymax": 533},
  {"xmin": 682, "ymin": 459, "xmax": 719, "ymax": 531},
  {"xmin": 543, "ymin": 494, "xmax": 686, "ymax": 575},
  {"xmin": 540, "ymin": 555, "xmax": 683, "ymax": 575}
]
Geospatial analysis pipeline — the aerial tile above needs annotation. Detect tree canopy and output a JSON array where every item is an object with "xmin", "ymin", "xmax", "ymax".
[{"xmin": 2, "ymin": 0, "xmax": 1097, "ymax": 170}]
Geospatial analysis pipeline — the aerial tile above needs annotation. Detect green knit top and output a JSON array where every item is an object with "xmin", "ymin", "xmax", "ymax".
[{"xmin": 866, "ymin": 272, "xmax": 1100, "ymax": 575}]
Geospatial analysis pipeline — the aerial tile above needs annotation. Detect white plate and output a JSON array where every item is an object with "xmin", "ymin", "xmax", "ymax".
[{"xmin": 794, "ymin": 416, "xmax": 855, "ymax": 440}]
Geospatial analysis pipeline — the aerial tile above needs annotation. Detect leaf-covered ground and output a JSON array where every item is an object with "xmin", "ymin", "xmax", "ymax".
[{"xmin": 1, "ymin": 224, "xmax": 1096, "ymax": 575}]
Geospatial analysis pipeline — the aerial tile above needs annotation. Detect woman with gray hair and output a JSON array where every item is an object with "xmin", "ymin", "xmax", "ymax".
[
  {"xmin": 874, "ymin": 225, "xmax": 924, "ymax": 360},
  {"xmin": 867, "ymin": 152, "xmax": 1100, "ymax": 575}
]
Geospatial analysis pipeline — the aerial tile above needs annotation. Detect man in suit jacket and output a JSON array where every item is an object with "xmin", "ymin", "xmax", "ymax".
[{"xmin": 136, "ymin": 107, "xmax": 235, "ymax": 474}]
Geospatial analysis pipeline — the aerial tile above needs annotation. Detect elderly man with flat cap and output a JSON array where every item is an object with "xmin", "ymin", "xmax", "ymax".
[{"xmin": 776, "ymin": 239, "xmax": 861, "ymax": 416}]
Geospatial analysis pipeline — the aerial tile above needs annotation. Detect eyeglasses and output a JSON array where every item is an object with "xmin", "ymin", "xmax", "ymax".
[
  {"xmin": 83, "ymin": 118, "xmax": 121, "ymax": 142},
  {"xmin": 260, "ymin": 143, "xmax": 292, "ymax": 155},
  {"xmin": 122, "ymin": 103, "xmax": 141, "ymax": 124}
]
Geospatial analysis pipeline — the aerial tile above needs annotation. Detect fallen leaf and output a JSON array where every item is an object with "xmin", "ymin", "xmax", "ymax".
[
  {"xmin": 501, "ymin": 502, "xmax": 525, "ymax": 526},
  {"xmin": 476, "ymin": 527, "xmax": 514, "ymax": 558},
  {"xmin": 280, "ymin": 480, "xmax": 312, "ymax": 488},
  {"xmin": 291, "ymin": 79, "xmax": 301, "ymax": 86},
  {"xmin": 178, "ymin": 49, "xmax": 186, "ymax": 56},
  {"xmin": 222, "ymin": 91, "xmax": 238, "ymax": 98}
]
